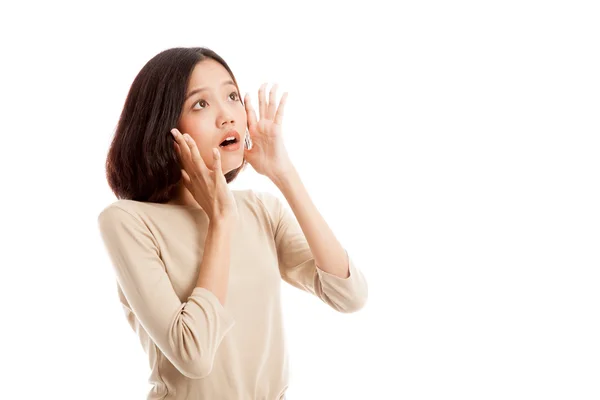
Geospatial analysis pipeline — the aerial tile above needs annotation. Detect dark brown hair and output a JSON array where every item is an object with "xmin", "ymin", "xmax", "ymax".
[{"xmin": 105, "ymin": 47, "xmax": 247, "ymax": 203}]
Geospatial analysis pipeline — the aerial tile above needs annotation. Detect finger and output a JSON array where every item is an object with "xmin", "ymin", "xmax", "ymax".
[
  {"xmin": 258, "ymin": 83, "xmax": 267, "ymax": 120},
  {"xmin": 171, "ymin": 128, "xmax": 187, "ymax": 147},
  {"xmin": 172, "ymin": 130, "xmax": 205, "ymax": 187},
  {"xmin": 211, "ymin": 148, "xmax": 222, "ymax": 174},
  {"xmin": 171, "ymin": 128, "xmax": 185, "ymax": 151},
  {"xmin": 180, "ymin": 169, "xmax": 191, "ymax": 186},
  {"xmin": 183, "ymin": 133, "xmax": 208, "ymax": 174},
  {"xmin": 267, "ymin": 83, "xmax": 278, "ymax": 120},
  {"xmin": 172, "ymin": 129, "xmax": 195, "ymax": 173},
  {"xmin": 274, "ymin": 91, "xmax": 288, "ymax": 126},
  {"xmin": 244, "ymin": 93, "xmax": 258, "ymax": 131}
]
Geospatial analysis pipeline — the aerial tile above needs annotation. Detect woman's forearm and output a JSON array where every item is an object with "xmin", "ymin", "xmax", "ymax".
[
  {"xmin": 196, "ymin": 219, "xmax": 234, "ymax": 305},
  {"xmin": 271, "ymin": 166, "xmax": 350, "ymax": 279}
]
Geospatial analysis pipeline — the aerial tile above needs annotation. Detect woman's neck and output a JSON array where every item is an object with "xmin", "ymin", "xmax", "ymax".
[{"xmin": 167, "ymin": 183, "xmax": 202, "ymax": 209}]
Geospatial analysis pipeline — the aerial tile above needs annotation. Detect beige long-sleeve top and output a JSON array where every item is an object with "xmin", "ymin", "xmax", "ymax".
[{"xmin": 97, "ymin": 189, "xmax": 368, "ymax": 400}]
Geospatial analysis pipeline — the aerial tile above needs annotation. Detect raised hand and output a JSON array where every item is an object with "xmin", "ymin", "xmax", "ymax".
[
  {"xmin": 171, "ymin": 128, "xmax": 237, "ymax": 223},
  {"xmin": 243, "ymin": 83, "xmax": 294, "ymax": 180}
]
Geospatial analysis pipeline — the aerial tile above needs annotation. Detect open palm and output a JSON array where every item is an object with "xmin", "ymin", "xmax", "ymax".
[{"xmin": 244, "ymin": 83, "xmax": 293, "ymax": 178}]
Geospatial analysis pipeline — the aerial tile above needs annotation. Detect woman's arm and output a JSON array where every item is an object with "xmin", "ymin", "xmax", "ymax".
[
  {"xmin": 196, "ymin": 218, "xmax": 234, "ymax": 305},
  {"xmin": 243, "ymin": 83, "xmax": 366, "ymax": 312},
  {"xmin": 271, "ymin": 165, "xmax": 350, "ymax": 279},
  {"xmin": 97, "ymin": 206, "xmax": 235, "ymax": 379},
  {"xmin": 255, "ymin": 186, "xmax": 367, "ymax": 313}
]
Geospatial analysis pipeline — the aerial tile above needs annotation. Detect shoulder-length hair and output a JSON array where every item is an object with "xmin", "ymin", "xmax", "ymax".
[{"xmin": 105, "ymin": 47, "xmax": 246, "ymax": 203}]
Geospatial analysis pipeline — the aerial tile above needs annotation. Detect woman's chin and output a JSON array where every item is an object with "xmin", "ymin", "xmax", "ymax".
[{"xmin": 221, "ymin": 155, "xmax": 245, "ymax": 174}]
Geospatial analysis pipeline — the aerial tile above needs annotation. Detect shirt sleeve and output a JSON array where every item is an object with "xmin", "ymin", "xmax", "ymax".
[
  {"xmin": 256, "ymin": 191, "xmax": 368, "ymax": 313},
  {"xmin": 97, "ymin": 205, "xmax": 235, "ymax": 379}
]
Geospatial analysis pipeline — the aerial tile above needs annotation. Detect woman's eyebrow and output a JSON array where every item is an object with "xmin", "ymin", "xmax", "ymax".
[{"xmin": 185, "ymin": 80, "xmax": 236, "ymax": 101}]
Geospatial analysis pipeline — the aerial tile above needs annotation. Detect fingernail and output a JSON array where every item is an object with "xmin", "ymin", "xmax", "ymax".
[{"xmin": 171, "ymin": 129, "xmax": 178, "ymax": 136}]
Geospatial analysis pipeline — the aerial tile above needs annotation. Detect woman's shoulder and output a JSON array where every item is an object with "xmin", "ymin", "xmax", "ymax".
[
  {"xmin": 97, "ymin": 199, "xmax": 155, "ymax": 220},
  {"xmin": 98, "ymin": 199, "xmax": 138, "ymax": 219},
  {"xmin": 97, "ymin": 199, "xmax": 197, "ymax": 226},
  {"xmin": 97, "ymin": 190, "xmax": 283, "ymax": 224}
]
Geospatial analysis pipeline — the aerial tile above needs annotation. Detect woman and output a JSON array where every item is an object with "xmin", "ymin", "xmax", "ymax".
[{"xmin": 98, "ymin": 47, "xmax": 368, "ymax": 400}]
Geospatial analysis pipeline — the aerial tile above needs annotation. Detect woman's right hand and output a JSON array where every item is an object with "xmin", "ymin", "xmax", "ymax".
[{"xmin": 171, "ymin": 128, "xmax": 238, "ymax": 223}]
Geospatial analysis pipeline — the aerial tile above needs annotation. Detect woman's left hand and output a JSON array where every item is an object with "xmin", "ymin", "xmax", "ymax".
[{"xmin": 244, "ymin": 83, "xmax": 294, "ymax": 180}]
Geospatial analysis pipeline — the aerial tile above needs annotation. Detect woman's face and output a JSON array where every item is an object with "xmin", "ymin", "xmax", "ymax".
[{"xmin": 177, "ymin": 58, "xmax": 247, "ymax": 173}]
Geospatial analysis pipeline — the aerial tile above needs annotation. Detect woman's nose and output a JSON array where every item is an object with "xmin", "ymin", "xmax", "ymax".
[
  {"xmin": 216, "ymin": 106, "xmax": 235, "ymax": 127},
  {"xmin": 219, "ymin": 115, "xmax": 234, "ymax": 124}
]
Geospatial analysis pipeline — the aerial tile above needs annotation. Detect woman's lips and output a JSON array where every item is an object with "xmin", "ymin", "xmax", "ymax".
[{"xmin": 219, "ymin": 140, "xmax": 241, "ymax": 152}]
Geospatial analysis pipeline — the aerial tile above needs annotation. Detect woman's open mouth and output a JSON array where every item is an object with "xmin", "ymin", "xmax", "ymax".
[{"xmin": 219, "ymin": 136, "xmax": 241, "ymax": 152}]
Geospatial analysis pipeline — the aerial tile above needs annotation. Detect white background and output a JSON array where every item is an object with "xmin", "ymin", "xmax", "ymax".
[{"xmin": 1, "ymin": 0, "xmax": 598, "ymax": 399}]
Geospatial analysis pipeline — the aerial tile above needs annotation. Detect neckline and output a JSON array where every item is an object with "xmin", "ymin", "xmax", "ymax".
[
  {"xmin": 145, "ymin": 201, "xmax": 204, "ymax": 211},
  {"xmin": 130, "ymin": 189, "xmax": 243, "ymax": 211}
]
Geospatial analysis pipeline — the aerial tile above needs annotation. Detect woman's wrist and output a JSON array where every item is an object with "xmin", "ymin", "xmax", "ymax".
[{"xmin": 209, "ymin": 214, "xmax": 236, "ymax": 231}]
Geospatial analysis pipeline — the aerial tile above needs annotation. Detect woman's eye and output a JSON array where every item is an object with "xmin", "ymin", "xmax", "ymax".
[
  {"xmin": 194, "ymin": 99, "xmax": 208, "ymax": 110},
  {"xmin": 193, "ymin": 92, "xmax": 239, "ymax": 110}
]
